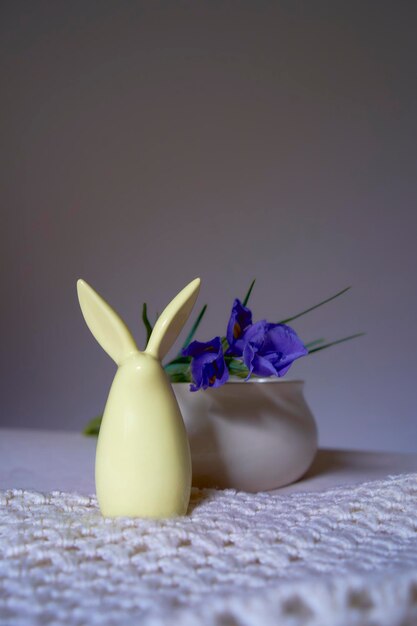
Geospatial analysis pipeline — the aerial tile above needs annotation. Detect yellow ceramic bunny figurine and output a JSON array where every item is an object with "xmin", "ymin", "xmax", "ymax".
[{"xmin": 77, "ymin": 277, "xmax": 200, "ymax": 518}]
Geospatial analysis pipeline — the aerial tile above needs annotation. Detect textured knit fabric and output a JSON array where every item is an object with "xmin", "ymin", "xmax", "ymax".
[{"xmin": 1, "ymin": 474, "xmax": 417, "ymax": 626}]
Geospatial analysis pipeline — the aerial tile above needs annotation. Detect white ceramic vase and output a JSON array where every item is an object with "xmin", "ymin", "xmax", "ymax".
[{"xmin": 173, "ymin": 379, "xmax": 318, "ymax": 492}]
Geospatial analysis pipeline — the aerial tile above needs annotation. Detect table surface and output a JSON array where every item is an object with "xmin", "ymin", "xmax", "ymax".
[{"xmin": 1, "ymin": 427, "xmax": 417, "ymax": 495}]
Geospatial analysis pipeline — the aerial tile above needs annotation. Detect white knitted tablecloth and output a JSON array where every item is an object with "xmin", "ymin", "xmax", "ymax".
[{"xmin": 1, "ymin": 474, "xmax": 417, "ymax": 626}]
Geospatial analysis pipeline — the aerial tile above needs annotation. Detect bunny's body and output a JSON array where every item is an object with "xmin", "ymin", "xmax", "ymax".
[
  {"xmin": 97, "ymin": 352, "xmax": 191, "ymax": 517},
  {"xmin": 77, "ymin": 277, "xmax": 200, "ymax": 518}
]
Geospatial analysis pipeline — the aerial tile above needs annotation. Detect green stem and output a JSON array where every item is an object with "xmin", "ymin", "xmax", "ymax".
[
  {"xmin": 179, "ymin": 304, "xmax": 208, "ymax": 353},
  {"xmin": 279, "ymin": 286, "xmax": 351, "ymax": 324},
  {"xmin": 141, "ymin": 303, "xmax": 153, "ymax": 347},
  {"xmin": 242, "ymin": 279, "xmax": 256, "ymax": 306},
  {"xmin": 307, "ymin": 333, "xmax": 365, "ymax": 354},
  {"xmin": 304, "ymin": 338, "xmax": 326, "ymax": 349}
]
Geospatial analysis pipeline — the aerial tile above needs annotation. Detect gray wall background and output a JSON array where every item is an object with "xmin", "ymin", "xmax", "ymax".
[{"xmin": 1, "ymin": 1, "xmax": 417, "ymax": 452}]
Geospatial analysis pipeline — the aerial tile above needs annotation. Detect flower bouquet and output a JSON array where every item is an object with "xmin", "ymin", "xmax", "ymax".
[{"xmin": 84, "ymin": 280, "xmax": 362, "ymax": 437}]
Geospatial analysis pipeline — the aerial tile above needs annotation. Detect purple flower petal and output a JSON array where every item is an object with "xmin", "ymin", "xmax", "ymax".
[
  {"xmin": 242, "ymin": 321, "xmax": 307, "ymax": 378},
  {"xmin": 182, "ymin": 337, "xmax": 229, "ymax": 391},
  {"xmin": 226, "ymin": 299, "xmax": 253, "ymax": 356}
]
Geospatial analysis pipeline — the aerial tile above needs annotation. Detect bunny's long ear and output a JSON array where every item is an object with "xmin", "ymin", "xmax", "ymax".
[
  {"xmin": 145, "ymin": 278, "xmax": 201, "ymax": 361},
  {"xmin": 77, "ymin": 279, "xmax": 138, "ymax": 365}
]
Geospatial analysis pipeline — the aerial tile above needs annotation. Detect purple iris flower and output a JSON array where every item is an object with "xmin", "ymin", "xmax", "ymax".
[
  {"xmin": 242, "ymin": 321, "xmax": 307, "ymax": 378},
  {"xmin": 226, "ymin": 299, "xmax": 253, "ymax": 356},
  {"xmin": 182, "ymin": 337, "xmax": 229, "ymax": 391}
]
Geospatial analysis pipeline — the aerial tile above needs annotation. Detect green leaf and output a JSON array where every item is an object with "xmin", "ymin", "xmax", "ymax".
[
  {"xmin": 225, "ymin": 357, "xmax": 249, "ymax": 378},
  {"xmin": 279, "ymin": 286, "xmax": 351, "ymax": 325},
  {"xmin": 168, "ymin": 372, "xmax": 191, "ymax": 383},
  {"xmin": 142, "ymin": 303, "xmax": 153, "ymax": 347},
  {"xmin": 179, "ymin": 304, "xmax": 208, "ymax": 352},
  {"xmin": 229, "ymin": 370, "xmax": 248, "ymax": 379},
  {"xmin": 304, "ymin": 338, "xmax": 326, "ymax": 349},
  {"xmin": 164, "ymin": 362, "xmax": 190, "ymax": 375},
  {"xmin": 164, "ymin": 359, "xmax": 191, "ymax": 383},
  {"xmin": 164, "ymin": 363, "xmax": 186, "ymax": 372},
  {"xmin": 221, "ymin": 336, "xmax": 229, "ymax": 351},
  {"xmin": 164, "ymin": 356, "xmax": 191, "ymax": 366},
  {"xmin": 83, "ymin": 414, "xmax": 102, "ymax": 437},
  {"xmin": 242, "ymin": 279, "xmax": 256, "ymax": 306},
  {"xmin": 307, "ymin": 332, "xmax": 365, "ymax": 354}
]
